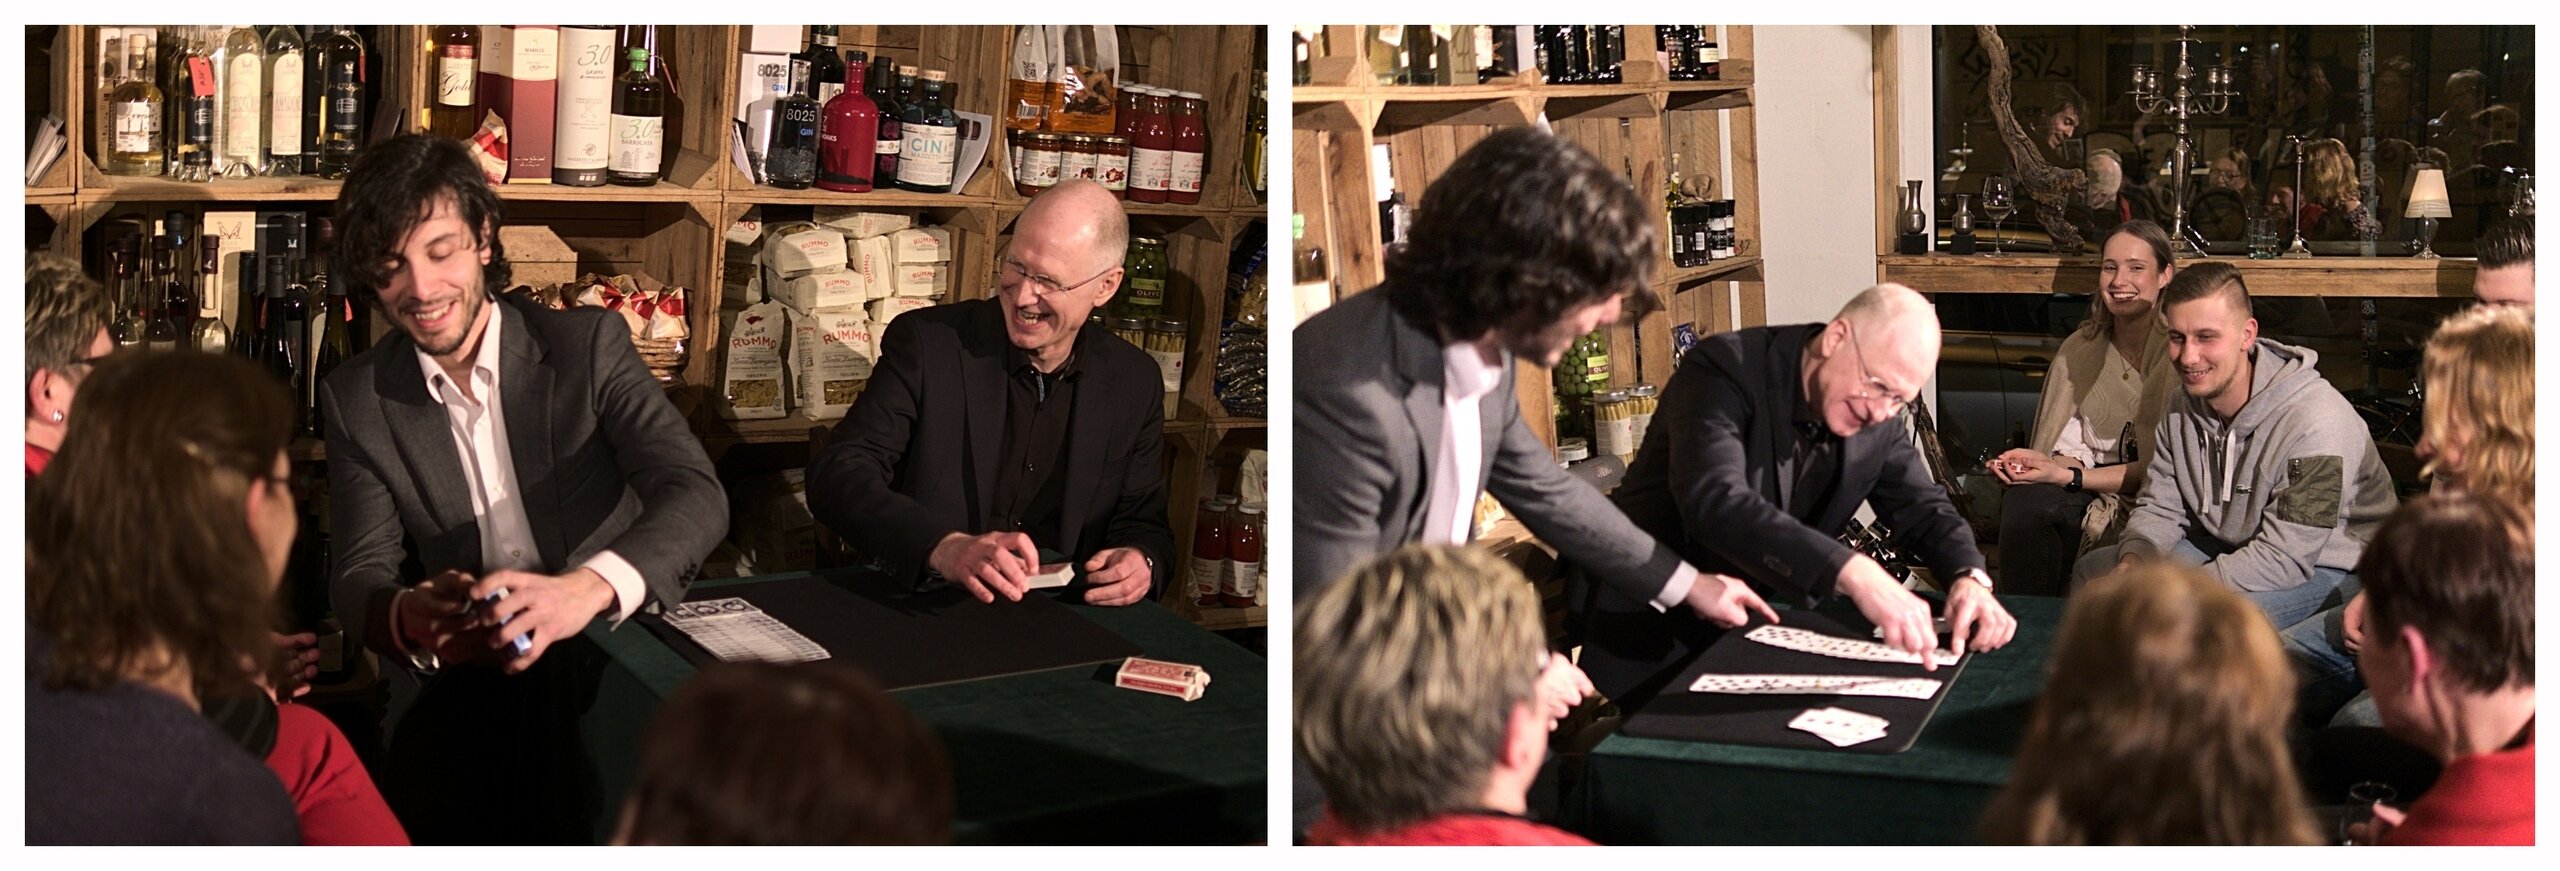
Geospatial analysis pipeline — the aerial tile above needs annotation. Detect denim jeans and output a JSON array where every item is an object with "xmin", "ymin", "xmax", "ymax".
[
  {"xmin": 2075, "ymin": 535, "xmax": 2353, "ymax": 629},
  {"xmin": 2283, "ymin": 591, "xmax": 2388, "ymax": 730}
]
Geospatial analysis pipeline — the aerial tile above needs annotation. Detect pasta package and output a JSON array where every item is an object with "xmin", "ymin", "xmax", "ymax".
[
  {"xmin": 789, "ymin": 309, "xmax": 878, "ymax": 421},
  {"xmin": 718, "ymin": 301, "xmax": 790, "ymax": 420}
]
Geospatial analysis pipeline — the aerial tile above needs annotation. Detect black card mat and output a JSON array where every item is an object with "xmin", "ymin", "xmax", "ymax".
[
  {"xmin": 1618, "ymin": 609, "xmax": 1971, "ymax": 754},
  {"xmin": 636, "ymin": 573, "xmax": 1143, "ymax": 691}
]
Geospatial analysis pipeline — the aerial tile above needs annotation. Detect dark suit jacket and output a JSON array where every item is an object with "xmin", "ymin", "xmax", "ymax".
[
  {"xmin": 1293, "ymin": 284, "xmax": 1684, "ymax": 598},
  {"xmin": 322, "ymin": 293, "xmax": 728, "ymax": 659},
  {"xmin": 806, "ymin": 299, "xmax": 1172, "ymax": 595},
  {"xmin": 1592, "ymin": 324, "xmax": 1983, "ymax": 703}
]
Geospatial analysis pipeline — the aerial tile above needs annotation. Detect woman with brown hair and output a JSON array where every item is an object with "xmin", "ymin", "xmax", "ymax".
[
  {"xmin": 1978, "ymin": 563, "xmax": 2319, "ymax": 845},
  {"xmin": 1986, "ymin": 220, "xmax": 2181, "ymax": 595},
  {"xmin": 2297, "ymin": 137, "xmax": 2380, "ymax": 242},
  {"xmin": 615, "ymin": 661, "xmax": 953, "ymax": 845},
  {"xmin": 2285, "ymin": 303, "xmax": 2532, "ymax": 728},
  {"xmin": 27, "ymin": 352, "xmax": 307, "ymax": 843}
]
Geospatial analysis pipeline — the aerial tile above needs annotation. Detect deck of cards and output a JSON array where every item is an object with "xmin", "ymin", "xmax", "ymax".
[
  {"xmin": 1750, "ymin": 625, "xmax": 1960, "ymax": 667},
  {"xmin": 1025, "ymin": 562, "xmax": 1075, "ymax": 590},
  {"xmin": 1687, "ymin": 672, "xmax": 1944, "ymax": 699},
  {"xmin": 1789, "ymin": 707, "xmax": 1891, "ymax": 747},
  {"xmin": 1114, "ymin": 657, "xmax": 1211, "ymax": 702}
]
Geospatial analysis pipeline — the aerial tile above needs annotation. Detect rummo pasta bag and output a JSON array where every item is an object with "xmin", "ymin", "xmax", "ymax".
[
  {"xmin": 789, "ymin": 309, "xmax": 879, "ymax": 421},
  {"xmin": 717, "ymin": 301, "xmax": 789, "ymax": 420}
]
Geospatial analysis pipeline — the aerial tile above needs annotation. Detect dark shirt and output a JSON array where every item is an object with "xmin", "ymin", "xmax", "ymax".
[
  {"xmin": 990, "ymin": 334, "xmax": 1086, "ymax": 553},
  {"xmin": 24, "ymin": 630, "xmax": 302, "ymax": 845}
]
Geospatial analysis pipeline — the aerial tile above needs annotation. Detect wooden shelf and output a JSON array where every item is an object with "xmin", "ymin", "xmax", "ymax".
[
  {"xmin": 1164, "ymin": 418, "xmax": 1267, "ymax": 435},
  {"xmin": 493, "ymin": 181, "xmax": 722, "ymax": 202},
  {"xmin": 727, "ymin": 187, "xmax": 996, "ymax": 208},
  {"xmin": 1878, "ymin": 253, "xmax": 2479, "ymax": 299},
  {"xmin": 27, "ymin": 189, "xmax": 75, "ymax": 205},
  {"xmin": 1659, "ymin": 256, "xmax": 1763, "ymax": 288},
  {"xmin": 1181, "ymin": 603, "xmax": 1267, "ymax": 632},
  {"xmin": 81, "ymin": 175, "xmax": 348, "ymax": 202}
]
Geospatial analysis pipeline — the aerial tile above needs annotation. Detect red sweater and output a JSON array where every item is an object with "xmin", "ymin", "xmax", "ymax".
[
  {"xmin": 2385, "ymin": 727, "xmax": 2534, "ymax": 846},
  {"xmin": 266, "ymin": 704, "xmax": 410, "ymax": 845},
  {"xmin": 1308, "ymin": 810, "xmax": 1595, "ymax": 846}
]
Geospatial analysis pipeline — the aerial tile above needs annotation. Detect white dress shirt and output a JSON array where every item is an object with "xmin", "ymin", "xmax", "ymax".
[
  {"xmin": 396, "ymin": 302, "xmax": 645, "ymax": 656},
  {"xmin": 1426, "ymin": 340, "xmax": 1698, "ymax": 613}
]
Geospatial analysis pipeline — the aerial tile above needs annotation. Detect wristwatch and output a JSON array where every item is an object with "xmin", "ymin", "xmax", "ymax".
[
  {"xmin": 2065, "ymin": 465, "xmax": 2084, "ymax": 493},
  {"xmin": 1955, "ymin": 567, "xmax": 1995, "ymax": 593}
]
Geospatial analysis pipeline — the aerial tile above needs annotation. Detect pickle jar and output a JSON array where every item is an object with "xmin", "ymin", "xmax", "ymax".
[
  {"xmin": 1107, "ymin": 316, "xmax": 1149, "ymax": 347},
  {"xmin": 1116, "ymin": 236, "xmax": 1169, "ymax": 319},
  {"xmin": 1628, "ymin": 384, "xmax": 1658, "ymax": 452},
  {"xmin": 1593, "ymin": 389, "xmax": 1634, "ymax": 462},
  {"xmin": 1147, "ymin": 318, "xmax": 1187, "ymax": 419}
]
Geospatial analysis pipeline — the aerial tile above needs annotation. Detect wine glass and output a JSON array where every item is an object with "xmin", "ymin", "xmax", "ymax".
[
  {"xmin": 2340, "ymin": 781, "xmax": 2397, "ymax": 845},
  {"xmin": 1981, "ymin": 176, "xmax": 2016, "ymax": 257}
]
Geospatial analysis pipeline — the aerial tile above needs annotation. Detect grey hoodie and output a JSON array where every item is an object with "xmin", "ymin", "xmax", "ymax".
[{"xmin": 2118, "ymin": 338, "xmax": 2399, "ymax": 592}]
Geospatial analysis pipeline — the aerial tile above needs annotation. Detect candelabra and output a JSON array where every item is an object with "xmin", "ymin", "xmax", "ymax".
[{"xmin": 2128, "ymin": 26, "xmax": 2235, "ymax": 258}]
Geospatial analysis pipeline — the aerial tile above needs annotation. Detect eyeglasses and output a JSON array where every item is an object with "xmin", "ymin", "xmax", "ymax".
[
  {"xmin": 998, "ymin": 253, "xmax": 1116, "ymax": 299},
  {"xmin": 258, "ymin": 469, "xmax": 307, "ymax": 502},
  {"xmin": 58, "ymin": 351, "xmax": 113, "ymax": 378},
  {"xmin": 1841, "ymin": 322, "xmax": 1912, "ymax": 416}
]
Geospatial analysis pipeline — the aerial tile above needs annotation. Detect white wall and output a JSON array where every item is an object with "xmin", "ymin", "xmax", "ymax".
[{"xmin": 1754, "ymin": 25, "xmax": 1882, "ymax": 327}]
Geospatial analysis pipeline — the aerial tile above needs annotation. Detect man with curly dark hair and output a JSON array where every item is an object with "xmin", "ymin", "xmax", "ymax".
[{"xmin": 1292, "ymin": 128, "xmax": 1775, "ymax": 835}]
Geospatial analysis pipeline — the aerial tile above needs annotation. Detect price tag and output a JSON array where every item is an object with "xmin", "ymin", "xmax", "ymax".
[{"xmin": 189, "ymin": 57, "xmax": 216, "ymax": 98}]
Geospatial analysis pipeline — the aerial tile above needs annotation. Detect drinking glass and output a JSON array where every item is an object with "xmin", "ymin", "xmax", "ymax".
[
  {"xmin": 2340, "ymin": 781, "xmax": 2397, "ymax": 844},
  {"xmin": 1982, "ymin": 176, "xmax": 2016, "ymax": 257},
  {"xmin": 2247, "ymin": 216, "xmax": 2278, "ymax": 259}
]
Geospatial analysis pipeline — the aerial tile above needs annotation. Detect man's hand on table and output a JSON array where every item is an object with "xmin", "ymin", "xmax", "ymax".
[
  {"xmin": 1081, "ymin": 547, "xmax": 1152, "ymax": 607},
  {"xmin": 1942, "ymin": 572, "xmax": 2016, "ymax": 653},
  {"xmin": 1534, "ymin": 654, "xmax": 1596, "ymax": 730},
  {"xmin": 1683, "ymin": 571, "xmax": 1782, "ymax": 629},
  {"xmin": 931, "ymin": 531, "xmax": 1041, "ymax": 603},
  {"xmin": 469, "ymin": 569, "xmax": 617, "ymax": 674},
  {"xmin": 1835, "ymin": 556, "xmax": 1941, "ymax": 666}
]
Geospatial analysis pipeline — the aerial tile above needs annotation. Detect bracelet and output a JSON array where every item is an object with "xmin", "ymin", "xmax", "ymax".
[{"xmin": 2066, "ymin": 466, "xmax": 2084, "ymax": 493}]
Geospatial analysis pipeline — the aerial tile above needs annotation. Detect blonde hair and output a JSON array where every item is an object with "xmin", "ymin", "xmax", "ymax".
[
  {"xmin": 2422, "ymin": 305, "xmax": 2534, "ymax": 502},
  {"xmin": 1294, "ymin": 545, "xmax": 1545, "ymax": 832},
  {"xmin": 1978, "ymin": 565, "xmax": 2317, "ymax": 845},
  {"xmin": 2304, "ymin": 138, "xmax": 2359, "ymax": 210}
]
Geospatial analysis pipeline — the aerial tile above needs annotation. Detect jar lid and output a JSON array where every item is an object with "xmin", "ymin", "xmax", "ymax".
[
  {"xmin": 1102, "ymin": 135, "xmax": 1129, "ymax": 145},
  {"xmin": 1109, "ymin": 317, "xmax": 1147, "ymax": 331},
  {"xmin": 1176, "ymin": 90, "xmax": 1203, "ymax": 100},
  {"xmin": 1630, "ymin": 384, "xmax": 1658, "ymax": 397},
  {"xmin": 1030, "ymin": 132, "xmax": 1063, "ymax": 143},
  {"xmin": 1559, "ymin": 438, "xmax": 1591, "ymax": 462},
  {"xmin": 1598, "ymin": 390, "xmax": 1629, "ymax": 403},
  {"xmin": 1238, "ymin": 502, "xmax": 1263, "ymax": 516},
  {"xmin": 1152, "ymin": 318, "xmax": 1186, "ymax": 332}
]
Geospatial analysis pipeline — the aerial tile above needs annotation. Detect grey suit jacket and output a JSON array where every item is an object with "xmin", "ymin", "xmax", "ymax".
[
  {"xmin": 321, "ymin": 293, "xmax": 728, "ymax": 659},
  {"xmin": 1292, "ymin": 284, "xmax": 1684, "ymax": 599}
]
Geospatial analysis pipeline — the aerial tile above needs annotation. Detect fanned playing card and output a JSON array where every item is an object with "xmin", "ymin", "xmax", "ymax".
[
  {"xmin": 660, "ymin": 597, "xmax": 831, "ymax": 663},
  {"xmin": 1787, "ymin": 706, "xmax": 1890, "ymax": 747},
  {"xmin": 1748, "ymin": 624, "xmax": 1960, "ymax": 667},
  {"xmin": 1687, "ymin": 672, "xmax": 1944, "ymax": 700}
]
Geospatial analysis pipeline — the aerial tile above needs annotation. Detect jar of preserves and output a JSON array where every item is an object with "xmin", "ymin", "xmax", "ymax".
[
  {"xmin": 1015, "ymin": 132, "xmax": 1065, "ymax": 196},
  {"xmin": 1168, "ymin": 91, "xmax": 1207, "ymax": 204},
  {"xmin": 1096, "ymin": 135, "xmax": 1133, "ymax": 196},
  {"xmin": 1060, "ymin": 134, "xmax": 1099, "ymax": 183}
]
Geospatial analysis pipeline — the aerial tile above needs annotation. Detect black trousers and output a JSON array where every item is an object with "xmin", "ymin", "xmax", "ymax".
[
  {"xmin": 1995, "ymin": 483, "xmax": 2097, "ymax": 597},
  {"xmin": 377, "ymin": 636, "xmax": 614, "ymax": 845}
]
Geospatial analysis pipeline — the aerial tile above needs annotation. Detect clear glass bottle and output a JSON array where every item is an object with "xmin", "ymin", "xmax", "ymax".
[
  {"xmin": 766, "ymin": 62, "xmax": 821, "ymax": 189},
  {"xmin": 893, "ymin": 69, "xmax": 958, "ymax": 194},
  {"xmin": 191, "ymin": 235, "xmax": 233, "ymax": 353},
  {"xmin": 221, "ymin": 25, "xmax": 264, "ymax": 178},
  {"xmin": 1243, "ymin": 72, "xmax": 1267, "ymax": 203},
  {"xmin": 608, "ymin": 47, "xmax": 665, "ymax": 186},
  {"xmin": 427, "ymin": 25, "xmax": 479, "ymax": 139},
  {"xmin": 313, "ymin": 26, "xmax": 366, "ymax": 179},
  {"xmin": 261, "ymin": 25, "xmax": 304, "ymax": 176},
  {"xmin": 105, "ymin": 40, "xmax": 168, "ymax": 176}
]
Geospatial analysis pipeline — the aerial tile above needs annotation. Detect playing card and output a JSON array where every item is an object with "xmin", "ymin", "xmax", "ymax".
[
  {"xmin": 1787, "ymin": 706, "xmax": 1891, "ymax": 747},
  {"xmin": 1750, "ymin": 625, "xmax": 1960, "ymax": 667},
  {"xmin": 1025, "ymin": 562, "xmax": 1075, "ymax": 590},
  {"xmin": 1687, "ymin": 672, "xmax": 1944, "ymax": 700}
]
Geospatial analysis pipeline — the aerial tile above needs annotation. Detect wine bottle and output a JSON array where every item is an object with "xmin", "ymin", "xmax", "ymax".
[
  {"xmin": 816, "ymin": 54, "xmax": 881, "ymax": 193},
  {"xmin": 806, "ymin": 25, "xmax": 845, "ymax": 105},
  {"xmin": 894, "ymin": 69, "xmax": 958, "ymax": 194},
  {"xmin": 172, "ymin": 33, "xmax": 215, "ymax": 182},
  {"xmin": 552, "ymin": 25, "xmax": 616, "ymax": 186},
  {"xmin": 261, "ymin": 25, "xmax": 304, "ymax": 176},
  {"xmin": 161, "ymin": 211, "xmax": 200, "ymax": 345},
  {"xmin": 767, "ymin": 62, "xmax": 821, "ymax": 189},
  {"xmin": 867, "ymin": 54, "xmax": 903, "ymax": 186},
  {"xmin": 105, "ymin": 39, "xmax": 167, "ymax": 176},
  {"xmin": 608, "ymin": 47, "xmax": 665, "ymax": 186},
  {"xmin": 221, "ymin": 26, "xmax": 264, "ymax": 178},
  {"xmin": 314, "ymin": 26, "xmax": 365, "ymax": 179},
  {"xmin": 427, "ymin": 25, "xmax": 479, "ymax": 139}
]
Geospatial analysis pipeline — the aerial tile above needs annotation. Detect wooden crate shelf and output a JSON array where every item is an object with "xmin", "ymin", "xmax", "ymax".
[{"xmin": 1878, "ymin": 253, "xmax": 2480, "ymax": 299}]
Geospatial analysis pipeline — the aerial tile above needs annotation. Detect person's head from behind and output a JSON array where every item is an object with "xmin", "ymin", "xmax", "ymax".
[
  {"xmin": 2471, "ymin": 217, "xmax": 2532, "ymax": 307},
  {"xmin": 24, "ymin": 256, "xmax": 116, "ymax": 453},
  {"xmin": 2083, "ymin": 150, "xmax": 2124, "ymax": 208},
  {"xmin": 2471, "ymin": 104, "xmax": 2520, "ymax": 143},
  {"xmin": 28, "ymin": 352, "xmax": 298, "ymax": 704},
  {"xmin": 2157, "ymin": 261, "xmax": 2258, "ymax": 412},
  {"xmin": 1804, "ymin": 284, "xmax": 1939, "ymax": 438},
  {"xmin": 2093, "ymin": 220, "xmax": 2175, "ymax": 335},
  {"xmin": 2354, "ymin": 493, "xmax": 2534, "ymax": 755},
  {"xmin": 1980, "ymin": 564, "xmax": 2314, "ymax": 845},
  {"xmin": 333, "ymin": 134, "xmax": 511, "ymax": 360},
  {"xmin": 997, "ymin": 179, "xmax": 1128, "ymax": 361},
  {"xmin": 617, "ymin": 661, "xmax": 952, "ymax": 845},
  {"xmin": 1295, "ymin": 545, "xmax": 1547, "ymax": 833},
  {"xmin": 2416, "ymin": 304, "xmax": 2531, "ymax": 499},
  {"xmin": 1385, "ymin": 127, "xmax": 1660, "ymax": 368}
]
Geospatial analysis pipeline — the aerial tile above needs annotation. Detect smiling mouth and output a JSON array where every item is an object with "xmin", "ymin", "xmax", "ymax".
[{"xmin": 406, "ymin": 298, "xmax": 459, "ymax": 331}]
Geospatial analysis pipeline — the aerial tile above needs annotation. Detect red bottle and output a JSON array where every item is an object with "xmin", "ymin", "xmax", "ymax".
[
  {"xmin": 816, "ymin": 57, "xmax": 882, "ymax": 192},
  {"xmin": 1188, "ymin": 496, "xmax": 1229, "ymax": 607},
  {"xmin": 1168, "ymin": 91, "xmax": 1207, "ymax": 205},
  {"xmin": 1220, "ymin": 503, "xmax": 1261, "ymax": 608},
  {"xmin": 1129, "ymin": 89, "xmax": 1174, "ymax": 203}
]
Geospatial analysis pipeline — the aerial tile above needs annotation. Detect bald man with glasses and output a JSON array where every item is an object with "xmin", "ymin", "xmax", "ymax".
[
  {"xmin": 809, "ymin": 180, "xmax": 1172, "ymax": 606},
  {"xmin": 1589, "ymin": 284, "xmax": 2017, "ymax": 707}
]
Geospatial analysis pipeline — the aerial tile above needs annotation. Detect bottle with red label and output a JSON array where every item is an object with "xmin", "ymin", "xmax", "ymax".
[
  {"xmin": 1168, "ymin": 91, "xmax": 1207, "ymax": 204},
  {"xmin": 1220, "ymin": 502, "xmax": 1262, "ymax": 608},
  {"xmin": 816, "ymin": 55, "xmax": 882, "ymax": 192},
  {"xmin": 1188, "ymin": 495, "xmax": 1231, "ymax": 607},
  {"xmin": 1128, "ymin": 88, "xmax": 1174, "ymax": 203}
]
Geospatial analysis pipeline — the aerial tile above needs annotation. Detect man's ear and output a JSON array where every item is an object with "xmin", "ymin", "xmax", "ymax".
[
  {"xmin": 2242, "ymin": 316, "xmax": 2260, "ymax": 344},
  {"xmin": 1499, "ymin": 701, "xmax": 1545, "ymax": 776},
  {"xmin": 2398, "ymin": 624, "xmax": 2436, "ymax": 687},
  {"xmin": 1089, "ymin": 267, "xmax": 1125, "ymax": 309}
]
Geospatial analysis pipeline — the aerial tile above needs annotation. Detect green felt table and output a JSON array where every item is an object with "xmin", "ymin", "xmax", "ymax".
[
  {"xmin": 1563, "ymin": 595, "xmax": 2064, "ymax": 845},
  {"xmin": 573, "ymin": 569, "xmax": 1268, "ymax": 845}
]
